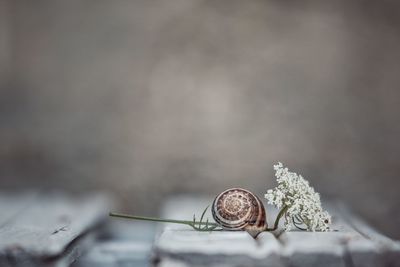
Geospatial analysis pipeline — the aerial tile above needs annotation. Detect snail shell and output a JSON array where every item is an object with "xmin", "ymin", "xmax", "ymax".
[{"xmin": 212, "ymin": 188, "xmax": 267, "ymax": 238}]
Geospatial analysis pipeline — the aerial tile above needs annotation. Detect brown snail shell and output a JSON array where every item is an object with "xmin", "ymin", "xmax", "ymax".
[{"xmin": 212, "ymin": 188, "xmax": 267, "ymax": 238}]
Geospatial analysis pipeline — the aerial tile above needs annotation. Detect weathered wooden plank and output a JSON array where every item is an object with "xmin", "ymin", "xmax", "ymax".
[
  {"xmin": 334, "ymin": 202, "xmax": 400, "ymax": 267},
  {"xmin": 278, "ymin": 231, "xmax": 348, "ymax": 267},
  {"xmin": 154, "ymin": 196, "xmax": 283, "ymax": 267},
  {"xmin": 72, "ymin": 221, "xmax": 156, "ymax": 267},
  {"xmin": 275, "ymin": 203, "xmax": 361, "ymax": 267},
  {"xmin": 0, "ymin": 192, "xmax": 112, "ymax": 267},
  {"xmin": 72, "ymin": 240, "xmax": 152, "ymax": 267},
  {"xmin": 263, "ymin": 202, "xmax": 399, "ymax": 267},
  {"xmin": 154, "ymin": 196, "xmax": 400, "ymax": 267}
]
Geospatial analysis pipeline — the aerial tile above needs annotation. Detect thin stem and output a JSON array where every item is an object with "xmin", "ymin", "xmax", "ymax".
[
  {"xmin": 266, "ymin": 205, "xmax": 288, "ymax": 231},
  {"xmin": 109, "ymin": 212, "xmax": 219, "ymax": 227},
  {"xmin": 292, "ymin": 216, "xmax": 307, "ymax": 231}
]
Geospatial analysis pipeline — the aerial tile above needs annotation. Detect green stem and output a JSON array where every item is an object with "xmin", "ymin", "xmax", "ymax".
[
  {"xmin": 266, "ymin": 205, "xmax": 288, "ymax": 231},
  {"xmin": 111, "ymin": 205, "xmax": 289, "ymax": 233},
  {"xmin": 109, "ymin": 212, "xmax": 219, "ymax": 227}
]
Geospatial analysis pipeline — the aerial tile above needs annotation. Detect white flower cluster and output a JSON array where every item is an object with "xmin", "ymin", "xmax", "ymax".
[{"xmin": 265, "ymin": 162, "xmax": 331, "ymax": 231}]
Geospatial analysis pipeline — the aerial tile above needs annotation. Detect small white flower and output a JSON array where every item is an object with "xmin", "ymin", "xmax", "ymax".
[{"xmin": 265, "ymin": 162, "xmax": 331, "ymax": 231}]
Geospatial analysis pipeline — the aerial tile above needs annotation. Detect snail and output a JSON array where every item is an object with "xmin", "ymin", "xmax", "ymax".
[
  {"xmin": 212, "ymin": 188, "xmax": 267, "ymax": 238},
  {"xmin": 110, "ymin": 187, "xmax": 273, "ymax": 239}
]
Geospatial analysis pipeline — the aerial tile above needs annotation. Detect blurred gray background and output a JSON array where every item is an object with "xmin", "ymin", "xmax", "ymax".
[{"xmin": 0, "ymin": 0, "xmax": 399, "ymax": 238}]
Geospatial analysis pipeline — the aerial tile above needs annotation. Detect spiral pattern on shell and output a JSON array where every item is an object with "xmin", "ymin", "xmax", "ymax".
[{"xmin": 212, "ymin": 188, "xmax": 267, "ymax": 237}]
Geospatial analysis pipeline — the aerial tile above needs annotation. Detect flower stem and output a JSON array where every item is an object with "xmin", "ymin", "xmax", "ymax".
[
  {"xmin": 109, "ymin": 212, "xmax": 219, "ymax": 227},
  {"xmin": 266, "ymin": 205, "xmax": 288, "ymax": 231}
]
